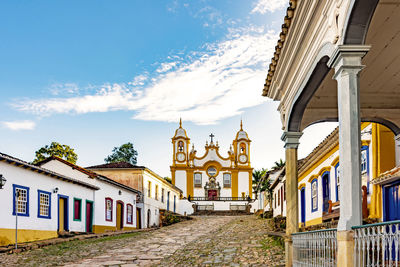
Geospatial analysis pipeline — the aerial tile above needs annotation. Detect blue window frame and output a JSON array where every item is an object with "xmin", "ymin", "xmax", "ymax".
[
  {"xmin": 37, "ymin": 190, "xmax": 51, "ymax": 219},
  {"xmin": 311, "ymin": 179, "xmax": 318, "ymax": 212},
  {"xmin": 12, "ymin": 184, "xmax": 30, "ymax": 217},
  {"xmin": 361, "ymin": 146, "xmax": 370, "ymax": 193},
  {"xmin": 335, "ymin": 163, "xmax": 340, "ymax": 202}
]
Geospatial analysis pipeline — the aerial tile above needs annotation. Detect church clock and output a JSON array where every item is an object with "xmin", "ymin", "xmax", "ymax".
[
  {"xmin": 176, "ymin": 152, "xmax": 186, "ymax": 162},
  {"xmin": 238, "ymin": 154, "xmax": 248, "ymax": 164}
]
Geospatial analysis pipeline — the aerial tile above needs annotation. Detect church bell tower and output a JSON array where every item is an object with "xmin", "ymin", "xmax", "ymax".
[{"xmin": 171, "ymin": 118, "xmax": 190, "ymax": 167}]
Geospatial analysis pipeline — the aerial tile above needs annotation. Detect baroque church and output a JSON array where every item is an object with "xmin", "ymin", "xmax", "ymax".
[{"xmin": 170, "ymin": 120, "xmax": 254, "ymax": 212}]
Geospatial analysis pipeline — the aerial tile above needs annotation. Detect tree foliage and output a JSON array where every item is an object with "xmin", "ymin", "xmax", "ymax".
[
  {"xmin": 164, "ymin": 177, "xmax": 172, "ymax": 184},
  {"xmin": 252, "ymin": 168, "xmax": 268, "ymax": 193},
  {"xmin": 33, "ymin": 142, "xmax": 78, "ymax": 164},
  {"xmin": 272, "ymin": 159, "xmax": 285, "ymax": 170},
  {"xmin": 105, "ymin": 142, "xmax": 138, "ymax": 165}
]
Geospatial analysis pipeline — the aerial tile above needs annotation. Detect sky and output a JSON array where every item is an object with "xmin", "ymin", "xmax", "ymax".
[{"xmin": 0, "ymin": 0, "xmax": 338, "ymax": 177}]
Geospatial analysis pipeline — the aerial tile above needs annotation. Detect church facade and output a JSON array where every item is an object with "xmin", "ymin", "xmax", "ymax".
[{"xmin": 170, "ymin": 120, "xmax": 253, "ymax": 212}]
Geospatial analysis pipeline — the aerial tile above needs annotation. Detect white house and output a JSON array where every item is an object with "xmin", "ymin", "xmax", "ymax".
[
  {"xmin": 0, "ymin": 152, "xmax": 99, "ymax": 246},
  {"xmin": 37, "ymin": 156, "xmax": 141, "ymax": 233}
]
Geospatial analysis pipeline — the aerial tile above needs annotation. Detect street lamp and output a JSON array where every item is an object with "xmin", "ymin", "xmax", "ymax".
[{"xmin": 0, "ymin": 174, "xmax": 6, "ymax": 189}]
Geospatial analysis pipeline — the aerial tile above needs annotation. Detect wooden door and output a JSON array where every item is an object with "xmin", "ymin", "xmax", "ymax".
[
  {"xmin": 136, "ymin": 208, "xmax": 141, "ymax": 229},
  {"xmin": 86, "ymin": 201, "xmax": 93, "ymax": 232},
  {"xmin": 300, "ymin": 188, "xmax": 306, "ymax": 224},
  {"xmin": 208, "ymin": 190, "xmax": 217, "ymax": 200},
  {"xmin": 59, "ymin": 198, "xmax": 65, "ymax": 231},
  {"xmin": 322, "ymin": 173, "xmax": 330, "ymax": 212},
  {"xmin": 58, "ymin": 195, "xmax": 69, "ymax": 232},
  {"xmin": 116, "ymin": 202, "xmax": 123, "ymax": 230}
]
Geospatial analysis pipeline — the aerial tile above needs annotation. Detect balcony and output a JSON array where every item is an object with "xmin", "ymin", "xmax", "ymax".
[{"xmin": 188, "ymin": 196, "xmax": 254, "ymax": 202}]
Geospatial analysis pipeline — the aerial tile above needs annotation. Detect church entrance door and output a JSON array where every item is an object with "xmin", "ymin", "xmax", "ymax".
[{"xmin": 208, "ymin": 190, "xmax": 217, "ymax": 200}]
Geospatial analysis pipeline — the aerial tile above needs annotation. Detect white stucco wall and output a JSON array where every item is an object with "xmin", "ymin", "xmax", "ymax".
[
  {"xmin": 175, "ymin": 170, "xmax": 186, "ymax": 196},
  {"xmin": 0, "ymin": 161, "xmax": 94, "ymax": 233},
  {"xmin": 238, "ymin": 171, "xmax": 250, "ymax": 197},
  {"xmin": 41, "ymin": 160, "xmax": 137, "ymax": 229},
  {"xmin": 142, "ymin": 171, "xmax": 181, "ymax": 227}
]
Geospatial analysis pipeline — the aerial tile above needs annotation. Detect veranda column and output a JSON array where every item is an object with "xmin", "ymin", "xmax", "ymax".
[
  {"xmin": 281, "ymin": 131, "xmax": 302, "ymax": 267},
  {"xmin": 329, "ymin": 45, "xmax": 370, "ymax": 267}
]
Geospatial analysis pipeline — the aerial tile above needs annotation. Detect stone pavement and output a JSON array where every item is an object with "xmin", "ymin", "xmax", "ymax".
[{"xmin": 0, "ymin": 215, "xmax": 284, "ymax": 266}]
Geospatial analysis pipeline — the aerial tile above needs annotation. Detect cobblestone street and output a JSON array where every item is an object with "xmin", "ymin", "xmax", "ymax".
[{"xmin": 0, "ymin": 215, "xmax": 284, "ymax": 266}]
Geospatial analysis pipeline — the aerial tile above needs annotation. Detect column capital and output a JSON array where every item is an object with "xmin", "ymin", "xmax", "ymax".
[
  {"xmin": 328, "ymin": 45, "xmax": 371, "ymax": 79},
  {"xmin": 281, "ymin": 131, "xmax": 303, "ymax": 149}
]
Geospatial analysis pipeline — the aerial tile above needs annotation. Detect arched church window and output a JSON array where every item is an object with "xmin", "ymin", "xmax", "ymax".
[
  {"xmin": 240, "ymin": 143, "xmax": 246, "ymax": 153},
  {"xmin": 178, "ymin": 141, "xmax": 184, "ymax": 152}
]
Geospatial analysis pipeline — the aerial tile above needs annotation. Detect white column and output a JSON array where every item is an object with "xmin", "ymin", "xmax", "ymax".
[
  {"xmin": 395, "ymin": 134, "xmax": 400, "ymax": 166},
  {"xmin": 329, "ymin": 45, "xmax": 370, "ymax": 231}
]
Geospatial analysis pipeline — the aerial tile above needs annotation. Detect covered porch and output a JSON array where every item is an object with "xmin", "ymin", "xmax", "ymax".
[{"xmin": 263, "ymin": 0, "xmax": 400, "ymax": 266}]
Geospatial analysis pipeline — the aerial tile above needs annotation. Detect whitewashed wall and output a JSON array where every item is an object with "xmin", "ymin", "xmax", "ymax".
[
  {"xmin": 40, "ymin": 160, "xmax": 137, "ymax": 229},
  {"xmin": 0, "ymin": 161, "xmax": 94, "ymax": 233}
]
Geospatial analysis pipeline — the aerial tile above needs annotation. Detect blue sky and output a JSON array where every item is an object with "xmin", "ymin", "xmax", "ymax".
[{"xmin": 0, "ymin": 0, "xmax": 337, "ymax": 177}]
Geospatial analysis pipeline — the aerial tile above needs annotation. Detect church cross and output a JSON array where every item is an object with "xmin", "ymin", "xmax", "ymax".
[{"xmin": 209, "ymin": 133, "xmax": 215, "ymax": 143}]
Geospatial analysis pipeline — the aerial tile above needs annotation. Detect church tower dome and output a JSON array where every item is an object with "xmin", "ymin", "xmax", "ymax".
[
  {"xmin": 233, "ymin": 120, "xmax": 251, "ymax": 167},
  {"xmin": 171, "ymin": 118, "xmax": 190, "ymax": 168}
]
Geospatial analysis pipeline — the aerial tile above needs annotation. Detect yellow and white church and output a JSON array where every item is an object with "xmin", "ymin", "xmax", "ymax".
[{"xmin": 170, "ymin": 120, "xmax": 254, "ymax": 214}]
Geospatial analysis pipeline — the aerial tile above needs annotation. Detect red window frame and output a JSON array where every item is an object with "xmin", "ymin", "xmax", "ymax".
[
  {"xmin": 126, "ymin": 204, "xmax": 133, "ymax": 224},
  {"xmin": 105, "ymin": 197, "xmax": 113, "ymax": 222}
]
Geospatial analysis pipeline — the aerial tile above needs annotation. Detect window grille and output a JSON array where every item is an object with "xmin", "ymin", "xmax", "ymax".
[{"xmin": 39, "ymin": 193, "xmax": 50, "ymax": 217}]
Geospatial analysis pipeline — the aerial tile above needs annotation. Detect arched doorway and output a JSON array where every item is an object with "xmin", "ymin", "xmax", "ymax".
[
  {"xmin": 116, "ymin": 201, "xmax": 124, "ymax": 230},
  {"xmin": 147, "ymin": 209, "xmax": 151, "ymax": 228}
]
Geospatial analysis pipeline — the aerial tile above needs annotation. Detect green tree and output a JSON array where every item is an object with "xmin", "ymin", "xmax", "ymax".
[
  {"xmin": 33, "ymin": 142, "xmax": 78, "ymax": 164},
  {"xmin": 164, "ymin": 177, "xmax": 172, "ymax": 184},
  {"xmin": 252, "ymin": 168, "xmax": 268, "ymax": 194},
  {"xmin": 105, "ymin": 142, "xmax": 138, "ymax": 165},
  {"xmin": 272, "ymin": 158, "xmax": 285, "ymax": 170}
]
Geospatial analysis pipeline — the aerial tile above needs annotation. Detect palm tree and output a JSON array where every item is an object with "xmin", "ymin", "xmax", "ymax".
[
  {"xmin": 272, "ymin": 159, "xmax": 285, "ymax": 170},
  {"xmin": 252, "ymin": 168, "xmax": 267, "ymax": 194}
]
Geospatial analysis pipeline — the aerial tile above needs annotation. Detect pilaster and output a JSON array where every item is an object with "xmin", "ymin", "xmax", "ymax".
[{"xmin": 395, "ymin": 134, "xmax": 400, "ymax": 166}]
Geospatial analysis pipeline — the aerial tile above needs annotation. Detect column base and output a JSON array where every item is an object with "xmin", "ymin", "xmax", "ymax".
[
  {"xmin": 285, "ymin": 235, "xmax": 293, "ymax": 267},
  {"xmin": 337, "ymin": 230, "xmax": 354, "ymax": 267}
]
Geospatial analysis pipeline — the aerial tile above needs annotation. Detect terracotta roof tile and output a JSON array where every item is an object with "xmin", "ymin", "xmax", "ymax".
[{"xmin": 86, "ymin": 162, "xmax": 145, "ymax": 169}]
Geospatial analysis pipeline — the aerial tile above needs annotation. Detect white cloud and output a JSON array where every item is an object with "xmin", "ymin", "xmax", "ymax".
[
  {"xmin": 251, "ymin": 0, "xmax": 287, "ymax": 14},
  {"xmin": 49, "ymin": 82, "xmax": 80, "ymax": 96},
  {"xmin": 14, "ymin": 27, "xmax": 278, "ymax": 125},
  {"xmin": 2, "ymin": 120, "xmax": 36, "ymax": 130}
]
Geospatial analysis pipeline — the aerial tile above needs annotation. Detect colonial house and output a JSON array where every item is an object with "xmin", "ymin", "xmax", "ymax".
[
  {"xmin": 36, "ymin": 156, "xmax": 141, "ymax": 233},
  {"xmin": 269, "ymin": 168, "xmax": 286, "ymax": 218},
  {"xmin": 263, "ymin": 0, "xmax": 400, "ymax": 264},
  {"xmin": 170, "ymin": 120, "xmax": 254, "ymax": 214},
  {"xmin": 0, "ymin": 152, "xmax": 99, "ymax": 246},
  {"xmin": 86, "ymin": 162, "xmax": 182, "ymax": 228}
]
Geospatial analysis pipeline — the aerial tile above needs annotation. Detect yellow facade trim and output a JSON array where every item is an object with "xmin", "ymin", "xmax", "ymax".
[
  {"xmin": 93, "ymin": 225, "xmax": 136, "ymax": 234},
  {"xmin": 248, "ymin": 170, "xmax": 253, "ymax": 198},
  {"xmin": 298, "ymin": 183, "xmax": 306, "ymax": 190},
  {"xmin": 330, "ymin": 156, "xmax": 339, "ymax": 167},
  {"xmin": 186, "ymin": 169, "xmax": 194, "ymax": 197},
  {"xmin": 299, "ymin": 145, "xmax": 338, "ymax": 182},
  {"xmin": 318, "ymin": 166, "xmax": 331, "ymax": 177},
  {"xmin": 0, "ymin": 228, "xmax": 57, "ymax": 246},
  {"xmin": 308, "ymin": 175, "xmax": 318, "ymax": 183},
  {"xmin": 231, "ymin": 170, "xmax": 238, "ymax": 198},
  {"xmin": 361, "ymin": 140, "xmax": 371, "ymax": 147},
  {"xmin": 298, "ymin": 217, "xmax": 323, "ymax": 228}
]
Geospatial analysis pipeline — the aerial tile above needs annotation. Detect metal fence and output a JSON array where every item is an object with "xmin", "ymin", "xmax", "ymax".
[
  {"xmin": 353, "ymin": 220, "xmax": 400, "ymax": 267},
  {"xmin": 292, "ymin": 229, "xmax": 337, "ymax": 267}
]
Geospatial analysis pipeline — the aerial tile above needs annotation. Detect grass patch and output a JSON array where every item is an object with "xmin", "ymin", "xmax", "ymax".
[{"xmin": 259, "ymin": 236, "xmax": 285, "ymax": 250}]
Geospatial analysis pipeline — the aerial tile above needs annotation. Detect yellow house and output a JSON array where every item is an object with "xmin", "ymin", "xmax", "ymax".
[{"xmin": 297, "ymin": 123, "xmax": 395, "ymax": 228}]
